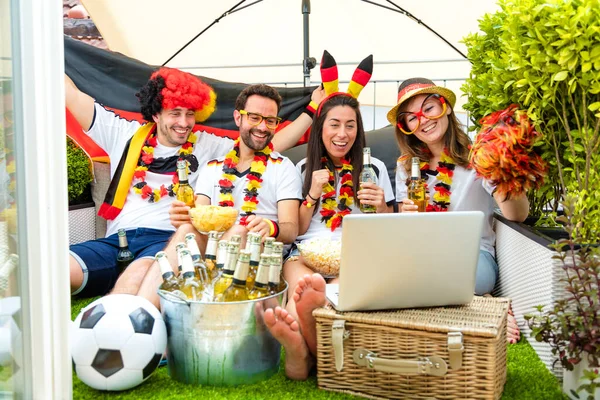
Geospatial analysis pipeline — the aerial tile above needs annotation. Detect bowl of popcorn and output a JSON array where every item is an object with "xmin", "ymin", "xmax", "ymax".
[
  {"xmin": 189, "ymin": 205, "xmax": 239, "ymax": 234},
  {"xmin": 297, "ymin": 238, "xmax": 341, "ymax": 277}
]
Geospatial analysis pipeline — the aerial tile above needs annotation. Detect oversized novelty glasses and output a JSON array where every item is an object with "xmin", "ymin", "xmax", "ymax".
[
  {"xmin": 239, "ymin": 109, "xmax": 282, "ymax": 130},
  {"xmin": 396, "ymin": 94, "xmax": 447, "ymax": 135}
]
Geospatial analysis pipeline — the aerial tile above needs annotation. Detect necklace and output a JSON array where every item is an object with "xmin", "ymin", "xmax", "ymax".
[
  {"xmin": 218, "ymin": 139, "xmax": 273, "ymax": 225},
  {"xmin": 320, "ymin": 157, "xmax": 354, "ymax": 231},
  {"xmin": 132, "ymin": 129, "xmax": 197, "ymax": 203},
  {"xmin": 420, "ymin": 148, "xmax": 455, "ymax": 212}
]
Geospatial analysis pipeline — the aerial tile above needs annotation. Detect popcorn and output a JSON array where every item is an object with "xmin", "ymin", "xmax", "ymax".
[{"xmin": 297, "ymin": 238, "xmax": 341, "ymax": 277}]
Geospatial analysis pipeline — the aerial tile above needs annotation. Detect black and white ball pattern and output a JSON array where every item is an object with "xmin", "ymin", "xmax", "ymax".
[{"xmin": 71, "ymin": 294, "xmax": 167, "ymax": 391}]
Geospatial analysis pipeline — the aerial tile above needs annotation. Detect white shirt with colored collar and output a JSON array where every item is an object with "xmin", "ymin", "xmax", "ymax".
[
  {"xmin": 296, "ymin": 157, "xmax": 395, "ymax": 242},
  {"xmin": 194, "ymin": 150, "xmax": 302, "ymax": 224},
  {"xmin": 86, "ymin": 103, "xmax": 233, "ymax": 236}
]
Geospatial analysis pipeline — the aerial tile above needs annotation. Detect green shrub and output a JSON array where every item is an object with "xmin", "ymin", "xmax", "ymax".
[
  {"xmin": 462, "ymin": 0, "xmax": 600, "ymax": 242},
  {"xmin": 67, "ymin": 138, "xmax": 93, "ymax": 202}
]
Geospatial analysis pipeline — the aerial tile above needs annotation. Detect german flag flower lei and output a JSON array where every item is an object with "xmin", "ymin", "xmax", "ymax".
[
  {"xmin": 132, "ymin": 129, "xmax": 197, "ymax": 203},
  {"xmin": 320, "ymin": 157, "xmax": 354, "ymax": 231},
  {"xmin": 218, "ymin": 139, "xmax": 273, "ymax": 225},
  {"xmin": 419, "ymin": 148, "xmax": 455, "ymax": 212}
]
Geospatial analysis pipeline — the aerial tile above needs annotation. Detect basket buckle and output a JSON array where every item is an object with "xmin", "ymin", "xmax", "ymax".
[
  {"xmin": 332, "ymin": 320, "xmax": 349, "ymax": 372},
  {"xmin": 447, "ymin": 332, "xmax": 464, "ymax": 370}
]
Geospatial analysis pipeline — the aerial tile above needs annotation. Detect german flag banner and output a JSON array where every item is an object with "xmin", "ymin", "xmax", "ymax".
[{"xmin": 64, "ymin": 36, "xmax": 316, "ymax": 162}]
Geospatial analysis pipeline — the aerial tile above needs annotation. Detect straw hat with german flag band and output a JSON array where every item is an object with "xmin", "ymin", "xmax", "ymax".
[
  {"xmin": 313, "ymin": 50, "xmax": 373, "ymax": 116},
  {"xmin": 386, "ymin": 77, "xmax": 456, "ymax": 126}
]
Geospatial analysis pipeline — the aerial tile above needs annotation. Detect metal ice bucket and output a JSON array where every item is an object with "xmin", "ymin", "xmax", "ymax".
[{"xmin": 158, "ymin": 286, "xmax": 287, "ymax": 386}]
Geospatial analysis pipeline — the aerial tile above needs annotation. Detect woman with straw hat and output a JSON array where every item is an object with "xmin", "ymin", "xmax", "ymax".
[{"xmin": 387, "ymin": 77, "xmax": 528, "ymax": 343}]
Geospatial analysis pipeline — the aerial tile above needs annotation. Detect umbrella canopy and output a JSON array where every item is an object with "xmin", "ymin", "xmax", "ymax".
[{"xmin": 81, "ymin": 0, "xmax": 499, "ymax": 112}]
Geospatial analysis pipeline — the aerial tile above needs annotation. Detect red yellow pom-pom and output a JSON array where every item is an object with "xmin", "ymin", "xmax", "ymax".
[{"xmin": 470, "ymin": 104, "xmax": 547, "ymax": 200}]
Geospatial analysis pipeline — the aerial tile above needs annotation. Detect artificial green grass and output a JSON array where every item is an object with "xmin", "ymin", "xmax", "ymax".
[{"xmin": 71, "ymin": 297, "xmax": 567, "ymax": 400}]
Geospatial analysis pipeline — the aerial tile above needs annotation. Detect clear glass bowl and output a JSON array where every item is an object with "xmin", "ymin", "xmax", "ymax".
[
  {"xmin": 189, "ymin": 205, "xmax": 239, "ymax": 235},
  {"xmin": 297, "ymin": 238, "xmax": 341, "ymax": 278}
]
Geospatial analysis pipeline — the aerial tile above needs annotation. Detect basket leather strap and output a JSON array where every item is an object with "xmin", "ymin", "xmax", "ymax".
[
  {"xmin": 447, "ymin": 332, "xmax": 464, "ymax": 370},
  {"xmin": 353, "ymin": 349, "xmax": 448, "ymax": 376},
  {"xmin": 332, "ymin": 320, "xmax": 349, "ymax": 372}
]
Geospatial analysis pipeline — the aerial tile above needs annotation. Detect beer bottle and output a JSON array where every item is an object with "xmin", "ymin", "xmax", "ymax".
[
  {"xmin": 407, "ymin": 157, "xmax": 427, "ymax": 212},
  {"xmin": 155, "ymin": 251, "xmax": 180, "ymax": 292},
  {"xmin": 359, "ymin": 147, "xmax": 377, "ymax": 213},
  {"xmin": 268, "ymin": 255, "xmax": 282, "ymax": 296},
  {"xmin": 222, "ymin": 250, "xmax": 251, "ymax": 302},
  {"xmin": 213, "ymin": 239, "xmax": 229, "ymax": 281},
  {"xmin": 204, "ymin": 231, "xmax": 219, "ymax": 279},
  {"xmin": 245, "ymin": 232, "xmax": 262, "ymax": 290},
  {"xmin": 230, "ymin": 234, "xmax": 242, "ymax": 245},
  {"xmin": 185, "ymin": 232, "xmax": 209, "ymax": 283},
  {"xmin": 213, "ymin": 241, "xmax": 239, "ymax": 298},
  {"xmin": 272, "ymin": 241, "xmax": 286, "ymax": 292},
  {"xmin": 175, "ymin": 242, "xmax": 187, "ymax": 275},
  {"xmin": 263, "ymin": 237, "xmax": 275, "ymax": 255},
  {"xmin": 248, "ymin": 254, "xmax": 270, "ymax": 300},
  {"xmin": 179, "ymin": 249, "xmax": 203, "ymax": 300},
  {"xmin": 116, "ymin": 229, "xmax": 134, "ymax": 274},
  {"xmin": 176, "ymin": 159, "xmax": 195, "ymax": 207}
]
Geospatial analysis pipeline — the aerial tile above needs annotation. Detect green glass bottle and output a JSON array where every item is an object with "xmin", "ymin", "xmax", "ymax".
[{"xmin": 116, "ymin": 229, "xmax": 134, "ymax": 274}]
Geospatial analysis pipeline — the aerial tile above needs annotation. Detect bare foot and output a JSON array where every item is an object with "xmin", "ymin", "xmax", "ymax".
[
  {"xmin": 294, "ymin": 273, "xmax": 327, "ymax": 356},
  {"xmin": 264, "ymin": 306, "xmax": 312, "ymax": 380},
  {"xmin": 507, "ymin": 306, "xmax": 521, "ymax": 344}
]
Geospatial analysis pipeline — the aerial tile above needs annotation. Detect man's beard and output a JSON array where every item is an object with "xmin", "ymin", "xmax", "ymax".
[{"xmin": 240, "ymin": 127, "xmax": 274, "ymax": 151}]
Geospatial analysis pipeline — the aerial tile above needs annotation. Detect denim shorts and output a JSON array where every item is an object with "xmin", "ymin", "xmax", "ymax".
[
  {"xmin": 70, "ymin": 228, "xmax": 173, "ymax": 298},
  {"xmin": 475, "ymin": 250, "xmax": 499, "ymax": 296},
  {"xmin": 284, "ymin": 243, "xmax": 301, "ymax": 263}
]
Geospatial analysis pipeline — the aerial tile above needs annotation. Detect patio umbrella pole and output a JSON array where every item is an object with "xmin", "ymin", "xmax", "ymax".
[
  {"xmin": 302, "ymin": 0, "xmax": 316, "ymax": 87},
  {"xmin": 359, "ymin": 0, "xmax": 468, "ymax": 60},
  {"xmin": 162, "ymin": 0, "xmax": 264, "ymax": 66}
]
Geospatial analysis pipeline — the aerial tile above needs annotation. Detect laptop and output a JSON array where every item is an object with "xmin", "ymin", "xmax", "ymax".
[{"xmin": 326, "ymin": 211, "xmax": 484, "ymax": 311}]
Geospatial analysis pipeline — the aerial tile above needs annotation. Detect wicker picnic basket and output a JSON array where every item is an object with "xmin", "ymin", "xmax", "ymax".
[{"xmin": 314, "ymin": 296, "xmax": 510, "ymax": 400}]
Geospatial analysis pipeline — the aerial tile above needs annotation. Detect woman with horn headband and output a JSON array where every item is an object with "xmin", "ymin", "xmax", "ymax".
[
  {"xmin": 264, "ymin": 51, "xmax": 395, "ymax": 380},
  {"xmin": 388, "ymin": 78, "xmax": 530, "ymax": 344}
]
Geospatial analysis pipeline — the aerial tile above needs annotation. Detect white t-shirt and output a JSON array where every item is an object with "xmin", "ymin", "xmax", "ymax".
[
  {"xmin": 296, "ymin": 157, "xmax": 395, "ymax": 242},
  {"xmin": 86, "ymin": 103, "xmax": 234, "ymax": 236},
  {"xmin": 395, "ymin": 159, "xmax": 496, "ymax": 256},
  {"xmin": 194, "ymin": 151, "xmax": 302, "ymax": 223}
]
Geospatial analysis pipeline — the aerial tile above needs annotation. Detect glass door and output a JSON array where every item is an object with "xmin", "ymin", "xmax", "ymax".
[{"xmin": 1, "ymin": 0, "xmax": 71, "ymax": 398}]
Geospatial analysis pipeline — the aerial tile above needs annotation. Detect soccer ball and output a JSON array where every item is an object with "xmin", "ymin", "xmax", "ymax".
[{"xmin": 71, "ymin": 294, "xmax": 167, "ymax": 391}]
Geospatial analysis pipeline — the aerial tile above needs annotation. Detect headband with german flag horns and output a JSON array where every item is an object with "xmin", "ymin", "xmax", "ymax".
[{"xmin": 317, "ymin": 50, "xmax": 373, "ymax": 116}]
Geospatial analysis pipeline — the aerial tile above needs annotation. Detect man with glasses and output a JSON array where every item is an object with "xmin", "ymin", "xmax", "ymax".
[
  {"xmin": 66, "ymin": 69, "xmax": 322, "ymax": 299},
  {"xmin": 125, "ymin": 84, "xmax": 303, "ymax": 309}
]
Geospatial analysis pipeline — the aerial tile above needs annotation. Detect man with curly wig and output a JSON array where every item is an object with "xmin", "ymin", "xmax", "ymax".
[{"xmin": 65, "ymin": 68, "xmax": 323, "ymax": 297}]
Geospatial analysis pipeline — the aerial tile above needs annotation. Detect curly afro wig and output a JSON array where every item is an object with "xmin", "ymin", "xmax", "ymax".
[{"xmin": 136, "ymin": 67, "xmax": 216, "ymax": 123}]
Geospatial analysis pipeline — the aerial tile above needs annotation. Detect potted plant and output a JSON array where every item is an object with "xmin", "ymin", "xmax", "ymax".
[
  {"xmin": 67, "ymin": 137, "xmax": 93, "ymax": 206},
  {"xmin": 462, "ymin": 0, "xmax": 600, "ymax": 238},
  {"xmin": 525, "ymin": 195, "xmax": 599, "ymax": 399},
  {"xmin": 461, "ymin": 0, "xmax": 600, "ymax": 381}
]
